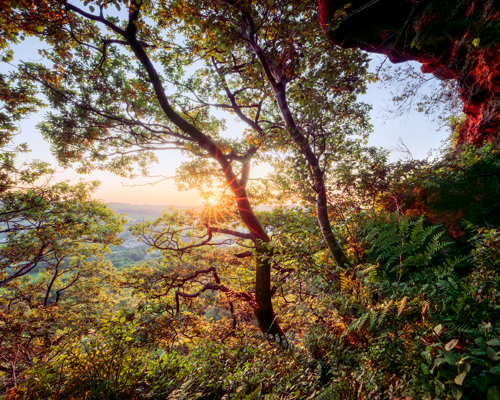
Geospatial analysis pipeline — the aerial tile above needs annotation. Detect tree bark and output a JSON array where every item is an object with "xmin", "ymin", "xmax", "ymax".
[{"xmin": 254, "ymin": 243, "xmax": 288, "ymax": 348}]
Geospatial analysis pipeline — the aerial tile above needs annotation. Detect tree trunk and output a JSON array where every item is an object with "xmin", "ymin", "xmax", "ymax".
[
  {"xmin": 254, "ymin": 244, "xmax": 288, "ymax": 348},
  {"xmin": 246, "ymin": 31, "xmax": 353, "ymax": 269},
  {"xmin": 273, "ymin": 83, "xmax": 353, "ymax": 269},
  {"xmin": 126, "ymin": 15, "xmax": 287, "ymax": 347},
  {"xmin": 316, "ymin": 184, "xmax": 353, "ymax": 269}
]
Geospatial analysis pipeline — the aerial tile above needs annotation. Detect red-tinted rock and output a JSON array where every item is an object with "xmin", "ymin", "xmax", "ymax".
[{"xmin": 320, "ymin": 0, "xmax": 500, "ymax": 147}]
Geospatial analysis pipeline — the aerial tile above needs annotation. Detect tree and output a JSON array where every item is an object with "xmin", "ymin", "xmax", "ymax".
[
  {"xmin": 2, "ymin": 0, "xmax": 371, "ymax": 346},
  {"xmin": 0, "ymin": 181, "xmax": 125, "ymax": 286},
  {"xmin": 0, "ymin": 179, "xmax": 125, "ymax": 385},
  {"xmin": 165, "ymin": 0, "xmax": 372, "ymax": 268},
  {"xmin": 1, "ymin": 41, "xmax": 126, "ymax": 380}
]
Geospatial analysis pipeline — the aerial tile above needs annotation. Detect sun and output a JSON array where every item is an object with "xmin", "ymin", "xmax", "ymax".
[
  {"xmin": 206, "ymin": 195, "xmax": 217, "ymax": 206},
  {"xmin": 200, "ymin": 192, "xmax": 229, "ymax": 229}
]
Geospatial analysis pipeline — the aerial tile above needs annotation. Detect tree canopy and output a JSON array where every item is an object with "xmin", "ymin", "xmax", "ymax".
[{"xmin": 1, "ymin": 1, "xmax": 499, "ymax": 399}]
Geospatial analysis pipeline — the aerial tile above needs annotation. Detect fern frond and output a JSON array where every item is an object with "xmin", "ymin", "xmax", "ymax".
[
  {"xmin": 346, "ymin": 310, "xmax": 370, "ymax": 333},
  {"xmin": 314, "ymin": 384, "xmax": 343, "ymax": 400},
  {"xmin": 340, "ymin": 271, "xmax": 350, "ymax": 293},
  {"xmin": 397, "ymin": 296, "xmax": 408, "ymax": 318},
  {"xmin": 232, "ymin": 382, "xmax": 263, "ymax": 400},
  {"xmin": 377, "ymin": 299, "xmax": 394, "ymax": 328},
  {"xmin": 369, "ymin": 308, "xmax": 378, "ymax": 330}
]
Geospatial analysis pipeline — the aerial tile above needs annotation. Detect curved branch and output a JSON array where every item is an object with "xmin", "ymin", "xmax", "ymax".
[
  {"xmin": 66, "ymin": 2, "xmax": 126, "ymax": 36},
  {"xmin": 175, "ymin": 282, "xmax": 254, "ymax": 314},
  {"xmin": 205, "ymin": 226, "xmax": 252, "ymax": 240},
  {"xmin": 107, "ymin": 1, "xmax": 268, "ymax": 241},
  {"xmin": 212, "ymin": 56, "xmax": 265, "ymax": 137},
  {"xmin": 142, "ymin": 225, "xmax": 214, "ymax": 252},
  {"xmin": 54, "ymin": 272, "xmax": 81, "ymax": 305}
]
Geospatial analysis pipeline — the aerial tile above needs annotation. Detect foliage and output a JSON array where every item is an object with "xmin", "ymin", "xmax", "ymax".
[
  {"xmin": 1, "ymin": 0, "xmax": 499, "ymax": 399},
  {"xmin": 9, "ymin": 312, "xmax": 158, "ymax": 400},
  {"xmin": 413, "ymin": 323, "xmax": 500, "ymax": 400},
  {"xmin": 0, "ymin": 180, "xmax": 125, "ymax": 285},
  {"xmin": 302, "ymin": 210, "xmax": 500, "ymax": 399},
  {"xmin": 328, "ymin": 143, "xmax": 500, "ymax": 239},
  {"xmin": 12, "ymin": 313, "xmax": 318, "ymax": 400},
  {"xmin": 0, "ymin": 58, "xmax": 45, "ymax": 147},
  {"xmin": 0, "ymin": 180, "xmax": 125, "ymax": 389}
]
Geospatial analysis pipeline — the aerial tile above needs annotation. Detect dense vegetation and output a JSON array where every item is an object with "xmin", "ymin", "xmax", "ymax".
[{"xmin": 1, "ymin": 0, "xmax": 499, "ymax": 399}]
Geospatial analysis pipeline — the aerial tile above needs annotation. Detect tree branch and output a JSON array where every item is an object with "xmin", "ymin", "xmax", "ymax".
[
  {"xmin": 205, "ymin": 226, "xmax": 252, "ymax": 239},
  {"xmin": 66, "ymin": 2, "xmax": 126, "ymax": 36}
]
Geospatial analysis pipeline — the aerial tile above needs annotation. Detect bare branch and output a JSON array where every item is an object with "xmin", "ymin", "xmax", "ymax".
[
  {"xmin": 234, "ymin": 250, "xmax": 253, "ymax": 258},
  {"xmin": 205, "ymin": 226, "xmax": 252, "ymax": 240},
  {"xmin": 175, "ymin": 282, "xmax": 254, "ymax": 314},
  {"xmin": 120, "ymin": 175, "xmax": 175, "ymax": 187}
]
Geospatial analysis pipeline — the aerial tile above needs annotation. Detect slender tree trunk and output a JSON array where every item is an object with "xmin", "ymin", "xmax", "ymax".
[
  {"xmin": 273, "ymin": 83, "xmax": 353, "ymax": 269},
  {"xmin": 254, "ymin": 243, "xmax": 288, "ymax": 348},
  {"xmin": 316, "ymin": 184, "xmax": 353, "ymax": 269},
  {"xmin": 244, "ymin": 21, "xmax": 353, "ymax": 269}
]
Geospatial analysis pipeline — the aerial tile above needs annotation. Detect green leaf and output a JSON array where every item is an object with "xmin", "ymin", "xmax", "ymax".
[
  {"xmin": 487, "ymin": 386, "xmax": 500, "ymax": 400},
  {"xmin": 478, "ymin": 376, "xmax": 490, "ymax": 391},
  {"xmin": 434, "ymin": 357, "xmax": 447, "ymax": 368},
  {"xmin": 487, "ymin": 346, "xmax": 496, "ymax": 359},
  {"xmin": 491, "ymin": 366, "xmax": 500, "ymax": 374},
  {"xmin": 421, "ymin": 363, "xmax": 430, "ymax": 374},
  {"xmin": 89, "ymin": 5, "xmax": 95, "ymax": 13},
  {"xmin": 435, "ymin": 380, "xmax": 445, "ymax": 395},
  {"xmin": 472, "ymin": 38, "xmax": 480, "ymax": 47},
  {"xmin": 443, "ymin": 351, "xmax": 458, "ymax": 365},
  {"xmin": 486, "ymin": 338, "xmax": 500, "ymax": 347}
]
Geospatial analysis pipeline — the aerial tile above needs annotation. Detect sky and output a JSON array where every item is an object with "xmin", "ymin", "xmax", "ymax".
[{"xmin": 3, "ymin": 39, "xmax": 452, "ymax": 207}]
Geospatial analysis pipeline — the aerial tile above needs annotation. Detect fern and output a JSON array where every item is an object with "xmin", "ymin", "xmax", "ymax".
[
  {"xmin": 340, "ymin": 271, "xmax": 351, "ymax": 293},
  {"xmin": 346, "ymin": 300, "xmax": 400, "ymax": 334},
  {"xmin": 369, "ymin": 307, "xmax": 379, "ymax": 330},
  {"xmin": 166, "ymin": 379, "xmax": 196, "ymax": 400},
  {"xmin": 232, "ymin": 382, "xmax": 263, "ymax": 400},
  {"xmin": 314, "ymin": 382, "xmax": 356, "ymax": 400},
  {"xmin": 397, "ymin": 296, "xmax": 408, "ymax": 318},
  {"xmin": 345, "ymin": 309, "xmax": 371, "ymax": 334},
  {"xmin": 362, "ymin": 213, "xmax": 451, "ymax": 280},
  {"xmin": 314, "ymin": 384, "xmax": 339, "ymax": 400},
  {"xmin": 444, "ymin": 322, "xmax": 481, "ymax": 337},
  {"xmin": 377, "ymin": 300, "xmax": 393, "ymax": 327}
]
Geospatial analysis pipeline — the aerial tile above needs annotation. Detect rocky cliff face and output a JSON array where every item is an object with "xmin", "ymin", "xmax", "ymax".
[{"xmin": 319, "ymin": 0, "xmax": 500, "ymax": 147}]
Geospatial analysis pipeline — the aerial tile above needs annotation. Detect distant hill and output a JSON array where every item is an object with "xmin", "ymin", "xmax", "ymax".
[
  {"xmin": 109, "ymin": 202, "xmax": 293, "ymax": 223},
  {"xmin": 110, "ymin": 203, "xmax": 202, "ymax": 222}
]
